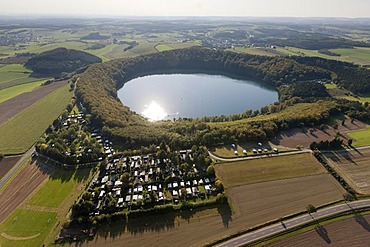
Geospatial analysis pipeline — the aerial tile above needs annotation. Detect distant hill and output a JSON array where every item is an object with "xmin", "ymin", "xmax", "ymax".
[
  {"xmin": 25, "ymin": 48, "xmax": 102, "ymax": 76},
  {"xmin": 80, "ymin": 32, "xmax": 110, "ymax": 40}
]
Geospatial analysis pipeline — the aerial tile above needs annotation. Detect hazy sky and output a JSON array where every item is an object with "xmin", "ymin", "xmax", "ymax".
[{"xmin": 1, "ymin": 0, "xmax": 370, "ymax": 17}]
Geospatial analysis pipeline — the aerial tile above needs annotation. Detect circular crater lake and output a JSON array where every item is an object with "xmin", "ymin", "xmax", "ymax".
[{"xmin": 118, "ymin": 74, "xmax": 278, "ymax": 121}]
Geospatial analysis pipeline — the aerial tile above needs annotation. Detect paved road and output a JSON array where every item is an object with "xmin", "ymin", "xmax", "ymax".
[
  {"xmin": 217, "ymin": 199, "xmax": 370, "ymax": 247},
  {"xmin": 0, "ymin": 147, "xmax": 34, "ymax": 190}
]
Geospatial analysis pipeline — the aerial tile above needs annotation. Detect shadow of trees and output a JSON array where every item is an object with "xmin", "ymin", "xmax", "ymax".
[
  {"xmin": 88, "ymin": 203, "xmax": 233, "ymax": 243},
  {"xmin": 315, "ymin": 224, "xmax": 331, "ymax": 244}
]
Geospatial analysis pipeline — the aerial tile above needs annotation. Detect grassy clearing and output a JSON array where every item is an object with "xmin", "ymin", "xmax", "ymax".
[
  {"xmin": 155, "ymin": 44, "xmax": 173, "ymax": 52},
  {"xmin": 324, "ymin": 148, "xmax": 370, "ymax": 194},
  {"xmin": 28, "ymin": 168, "xmax": 91, "ymax": 208},
  {"xmin": 215, "ymin": 153, "xmax": 325, "ymax": 188},
  {"xmin": 324, "ymin": 83, "xmax": 337, "ymax": 89},
  {"xmin": 0, "ymin": 84, "xmax": 73, "ymax": 154},
  {"xmin": 0, "ymin": 79, "xmax": 47, "ymax": 103},
  {"xmin": 347, "ymin": 125, "xmax": 370, "ymax": 147},
  {"xmin": 0, "ymin": 64, "xmax": 31, "ymax": 84},
  {"xmin": 0, "ymin": 209, "xmax": 57, "ymax": 247}
]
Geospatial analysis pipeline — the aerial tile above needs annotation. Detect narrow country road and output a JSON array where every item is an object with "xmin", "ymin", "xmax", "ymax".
[
  {"xmin": 217, "ymin": 199, "xmax": 370, "ymax": 247},
  {"xmin": 0, "ymin": 147, "xmax": 34, "ymax": 190}
]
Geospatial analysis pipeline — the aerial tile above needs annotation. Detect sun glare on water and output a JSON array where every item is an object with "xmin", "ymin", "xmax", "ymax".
[{"xmin": 142, "ymin": 101, "xmax": 168, "ymax": 121}]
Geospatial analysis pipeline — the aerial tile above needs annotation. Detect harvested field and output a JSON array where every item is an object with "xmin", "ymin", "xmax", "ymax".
[
  {"xmin": 271, "ymin": 119, "xmax": 366, "ymax": 148},
  {"xmin": 215, "ymin": 153, "xmax": 325, "ymax": 188},
  {"xmin": 0, "ymin": 80, "xmax": 67, "ymax": 125},
  {"xmin": 73, "ymin": 174, "xmax": 344, "ymax": 247},
  {"xmin": 324, "ymin": 147, "xmax": 370, "ymax": 194},
  {"xmin": 0, "ymin": 161, "xmax": 49, "ymax": 224},
  {"xmin": 227, "ymin": 174, "xmax": 345, "ymax": 221},
  {"xmin": 0, "ymin": 155, "xmax": 21, "ymax": 179},
  {"xmin": 268, "ymin": 214, "xmax": 370, "ymax": 247}
]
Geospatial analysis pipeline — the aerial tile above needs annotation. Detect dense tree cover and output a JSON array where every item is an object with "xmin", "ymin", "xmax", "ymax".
[
  {"xmin": 80, "ymin": 32, "xmax": 110, "ymax": 40},
  {"xmin": 292, "ymin": 56, "xmax": 370, "ymax": 94},
  {"xmin": 278, "ymin": 81, "xmax": 330, "ymax": 101},
  {"xmin": 25, "ymin": 48, "xmax": 102, "ymax": 76},
  {"xmin": 75, "ymin": 47, "xmax": 366, "ymax": 150}
]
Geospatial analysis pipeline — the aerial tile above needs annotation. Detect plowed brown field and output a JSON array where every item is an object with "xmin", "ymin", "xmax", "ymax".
[{"xmin": 0, "ymin": 161, "xmax": 48, "ymax": 224}]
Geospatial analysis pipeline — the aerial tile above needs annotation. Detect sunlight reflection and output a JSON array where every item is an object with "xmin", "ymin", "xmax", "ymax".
[{"xmin": 142, "ymin": 101, "xmax": 168, "ymax": 121}]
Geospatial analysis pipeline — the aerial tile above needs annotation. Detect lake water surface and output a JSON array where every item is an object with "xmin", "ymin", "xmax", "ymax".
[{"xmin": 117, "ymin": 74, "xmax": 278, "ymax": 121}]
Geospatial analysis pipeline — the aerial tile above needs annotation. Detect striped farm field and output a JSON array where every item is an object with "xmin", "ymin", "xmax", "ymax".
[{"xmin": 0, "ymin": 84, "xmax": 73, "ymax": 154}]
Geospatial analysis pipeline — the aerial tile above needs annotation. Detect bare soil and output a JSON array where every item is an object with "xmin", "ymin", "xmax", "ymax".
[
  {"xmin": 74, "ymin": 175, "xmax": 344, "ymax": 247},
  {"xmin": 0, "ymin": 80, "xmax": 67, "ymax": 125},
  {"xmin": 0, "ymin": 161, "xmax": 49, "ymax": 224},
  {"xmin": 0, "ymin": 155, "xmax": 21, "ymax": 179},
  {"xmin": 324, "ymin": 148, "xmax": 370, "ymax": 194},
  {"xmin": 268, "ymin": 214, "xmax": 370, "ymax": 247},
  {"xmin": 271, "ymin": 119, "xmax": 366, "ymax": 148}
]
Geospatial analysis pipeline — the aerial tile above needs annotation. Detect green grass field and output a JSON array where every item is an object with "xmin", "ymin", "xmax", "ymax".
[
  {"xmin": 0, "ymin": 209, "xmax": 57, "ymax": 247},
  {"xmin": 28, "ymin": 168, "xmax": 90, "ymax": 208},
  {"xmin": 324, "ymin": 83, "xmax": 338, "ymax": 89},
  {"xmin": 347, "ymin": 125, "xmax": 370, "ymax": 147},
  {"xmin": 0, "ymin": 84, "xmax": 73, "ymax": 154},
  {"xmin": 215, "ymin": 153, "xmax": 326, "ymax": 188},
  {"xmin": 0, "ymin": 64, "xmax": 31, "ymax": 82},
  {"xmin": 0, "ymin": 79, "xmax": 47, "ymax": 103},
  {"xmin": 155, "ymin": 44, "xmax": 173, "ymax": 52},
  {"xmin": 278, "ymin": 46, "xmax": 370, "ymax": 65}
]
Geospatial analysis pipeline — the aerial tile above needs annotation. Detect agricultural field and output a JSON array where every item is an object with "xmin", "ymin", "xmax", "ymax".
[
  {"xmin": 0, "ymin": 64, "xmax": 46, "ymax": 91},
  {"xmin": 226, "ymin": 174, "xmax": 345, "ymax": 223},
  {"xmin": 0, "ymin": 83, "xmax": 73, "ymax": 154},
  {"xmin": 0, "ymin": 159, "xmax": 93, "ymax": 246},
  {"xmin": 324, "ymin": 148, "xmax": 370, "ymax": 194},
  {"xmin": 347, "ymin": 125, "xmax": 370, "ymax": 147},
  {"xmin": 277, "ymin": 46, "xmax": 370, "ymax": 65},
  {"xmin": 0, "ymin": 155, "xmax": 21, "ymax": 179},
  {"xmin": 80, "ymin": 175, "xmax": 344, "ymax": 247},
  {"xmin": 215, "ymin": 153, "xmax": 325, "ymax": 188},
  {"xmin": 271, "ymin": 119, "xmax": 366, "ymax": 149},
  {"xmin": 0, "ymin": 79, "xmax": 48, "ymax": 103},
  {"xmin": 232, "ymin": 47, "xmax": 284, "ymax": 57},
  {"xmin": 27, "ymin": 168, "xmax": 88, "ymax": 208},
  {"xmin": 268, "ymin": 214, "xmax": 370, "ymax": 247}
]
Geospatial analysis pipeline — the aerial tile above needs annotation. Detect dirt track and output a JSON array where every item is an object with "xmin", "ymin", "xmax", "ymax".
[
  {"xmin": 0, "ymin": 161, "xmax": 48, "ymax": 224},
  {"xmin": 0, "ymin": 156, "xmax": 21, "ymax": 179},
  {"xmin": 0, "ymin": 80, "xmax": 67, "ymax": 125},
  {"xmin": 268, "ymin": 214, "xmax": 370, "ymax": 247},
  {"xmin": 271, "ymin": 119, "xmax": 366, "ymax": 148}
]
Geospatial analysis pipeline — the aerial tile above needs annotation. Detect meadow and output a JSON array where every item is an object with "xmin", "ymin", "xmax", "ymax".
[
  {"xmin": 0, "ymin": 84, "xmax": 73, "ymax": 154},
  {"xmin": 347, "ymin": 125, "xmax": 370, "ymax": 147},
  {"xmin": 0, "ymin": 209, "xmax": 57, "ymax": 247}
]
